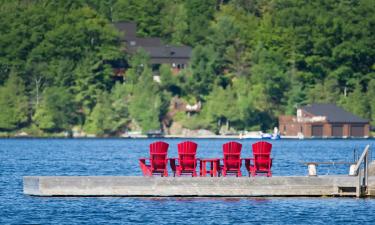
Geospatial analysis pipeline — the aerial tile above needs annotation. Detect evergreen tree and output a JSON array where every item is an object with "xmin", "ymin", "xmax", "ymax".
[
  {"xmin": 110, "ymin": 82, "xmax": 130, "ymax": 131},
  {"xmin": 250, "ymin": 47, "xmax": 289, "ymax": 115},
  {"xmin": 33, "ymin": 87, "xmax": 76, "ymax": 131},
  {"xmin": 84, "ymin": 91, "xmax": 116, "ymax": 135},
  {"xmin": 203, "ymin": 84, "xmax": 240, "ymax": 132},
  {"xmin": 159, "ymin": 64, "xmax": 180, "ymax": 95},
  {"xmin": 368, "ymin": 79, "xmax": 375, "ymax": 126},
  {"xmin": 187, "ymin": 45, "xmax": 219, "ymax": 97},
  {"xmin": 128, "ymin": 67, "xmax": 162, "ymax": 132},
  {"xmin": 340, "ymin": 82, "xmax": 371, "ymax": 120},
  {"xmin": 0, "ymin": 72, "xmax": 28, "ymax": 130},
  {"xmin": 161, "ymin": 3, "xmax": 188, "ymax": 45},
  {"xmin": 185, "ymin": 0, "xmax": 217, "ymax": 45},
  {"xmin": 113, "ymin": 0, "xmax": 165, "ymax": 36},
  {"xmin": 73, "ymin": 56, "xmax": 104, "ymax": 114}
]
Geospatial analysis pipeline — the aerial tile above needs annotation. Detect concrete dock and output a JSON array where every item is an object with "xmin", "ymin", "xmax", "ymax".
[{"xmin": 23, "ymin": 176, "xmax": 375, "ymax": 197}]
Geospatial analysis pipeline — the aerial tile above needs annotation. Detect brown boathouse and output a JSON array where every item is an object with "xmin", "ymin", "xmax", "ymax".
[{"xmin": 279, "ymin": 103, "xmax": 370, "ymax": 138}]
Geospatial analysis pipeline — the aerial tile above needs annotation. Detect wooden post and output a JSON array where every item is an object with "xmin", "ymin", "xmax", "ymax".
[
  {"xmin": 357, "ymin": 169, "xmax": 361, "ymax": 198},
  {"xmin": 349, "ymin": 163, "xmax": 356, "ymax": 176},
  {"xmin": 308, "ymin": 163, "xmax": 317, "ymax": 176}
]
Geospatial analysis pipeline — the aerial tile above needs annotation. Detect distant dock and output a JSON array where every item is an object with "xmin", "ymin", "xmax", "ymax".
[{"xmin": 23, "ymin": 175, "xmax": 375, "ymax": 198}]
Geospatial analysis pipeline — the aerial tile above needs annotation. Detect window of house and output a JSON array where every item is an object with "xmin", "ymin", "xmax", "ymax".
[{"xmin": 151, "ymin": 64, "xmax": 160, "ymax": 72}]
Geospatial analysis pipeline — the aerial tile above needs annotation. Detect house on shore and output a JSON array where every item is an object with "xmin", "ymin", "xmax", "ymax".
[
  {"xmin": 113, "ymin": 21, "xmax": 192, "ymax": 75},
  {"xmin": 279, "ymin": 103, "xmax": 370, "ymax": 138}
]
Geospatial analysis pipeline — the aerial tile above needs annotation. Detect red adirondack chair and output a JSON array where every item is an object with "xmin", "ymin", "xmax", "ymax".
[
  {"xmin": 175, "ymin": 141, "xmax": 198, "ymax": 177},
  {"xmin": 246, "ymin": 141, "xmax": 273, "ymax": 177},
  {"xmin": 221, "ymin": 141, "xmax": 242, "ymax": 177},
  {"xmin": 139, "ymin": 141, "xmax": 169, "ymax": 177}
]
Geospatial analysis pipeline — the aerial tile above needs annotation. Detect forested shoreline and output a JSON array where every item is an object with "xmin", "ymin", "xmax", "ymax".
[{"xmin": 0, "ymin": 0, "xmax": 374, "ymax": 137}]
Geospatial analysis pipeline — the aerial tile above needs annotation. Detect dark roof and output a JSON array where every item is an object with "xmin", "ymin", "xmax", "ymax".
[
  {"xmin": 134, "ymin": 37, "xmax": 163, "ymax": 47},
  {"xmin": 113, "ymin": 22, "xmax": 137, "ymax": 40},
  {"xmin": 137, "ymin": 46, "xmax": 192, "ymax": 58},
  {"xmin": 301, "ymin": 103, "xmax": 369, "ymax": 123},
  {"xmin": 113, "ymin": 21, "xmax": 192, "ymax": 62}
]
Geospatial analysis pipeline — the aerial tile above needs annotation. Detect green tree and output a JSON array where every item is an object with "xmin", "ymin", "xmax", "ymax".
[
  {"xmin": 187, "ymin": 45, "xmax": 219, "ymax": 97},
  {"xmin": 231, "ymin": 77, "xmax": 262, "ymax": 130},
  {"xmin": 368, "ymin": 79, "xmax": 375, "ymax": 126},
  {"xmin": 159, "ymin": 64, "xmax": 180, "ymax": 95},
  {"xmin": 84, "ymin": 91, "xmax": 116, "ymax": 135},
  {"xmin": 340, "ymin": 82, "xmax": 371, "ymax": 120},
  {"xmin": 209, "ymin": 5, "xmax": 256, "ymax": 76},
  {"xmin": 203, "ymin": 84, "xmax": 240, "ymax": 133},
  {"xmin": 161, "ymin": 3, "xmax": 188, "ymax": 44},
  {"xmin": 250, "ymin": 47, "xmax": 289, "ymax": 114},
  {"xmin": 110, "ymin": 82, "xmax": 130, "ymax": 131},
  {"xmin": 185, "ymin": 0, "xmax": 216, "ymax": 45},
  {"xmin": 0, "ymin": 72, "xmax": 28, "ymax": 130},
  {"xmin": 73, "ymin": 56, "xmax": 104, "ymax": 114},
  {"xmin": 33, "ymin": 87, "xmax": 76, "ymax": 131},
  {"xmin": 113, "ymin": 0, "xmax": 165, "ymax": 36},
  {"xmin": 128, "ymin": 67, "xmax": 162, "ymax": 132}
]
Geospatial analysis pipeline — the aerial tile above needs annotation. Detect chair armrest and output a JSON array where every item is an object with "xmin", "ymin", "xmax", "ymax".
[{"xmin": 139, "ymin": 158, "xmax": 151, "ymax": 176}]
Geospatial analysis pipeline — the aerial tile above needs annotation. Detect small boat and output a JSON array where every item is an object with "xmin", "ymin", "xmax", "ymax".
[
  {"xmin": 261, "ymin": 133, "xmax": 272, "ymax": 139},
  {"xmin": 262, "ymin": 127, "xmax": 281, "ymax": 140},
  {"xmin": 239, "ymin": 131, "xmax": 263, "ymax": 139},
  {"xmin": 239, "ymin": 127, "xmax": 281, "ymax": 140}
]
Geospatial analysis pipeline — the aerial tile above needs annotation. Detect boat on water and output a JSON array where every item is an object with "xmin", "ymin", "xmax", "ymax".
[{"xmin": 239, "ymin": 128, "xmax": 281, "ymax": 140}]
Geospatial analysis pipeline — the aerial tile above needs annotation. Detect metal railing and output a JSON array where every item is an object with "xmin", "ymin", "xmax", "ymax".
[{"xmin": 353, "ymin": 145, "xmax": 370, "ymax": 197}]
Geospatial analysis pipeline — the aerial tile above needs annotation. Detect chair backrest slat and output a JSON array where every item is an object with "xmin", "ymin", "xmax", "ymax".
[
  {"xmin": 149, "ymin": 141, "xmax": 169, "ymax": 170},
  {"xmin": 178, "ymin": 141, "xmax": 197, "ymax": 170},
  {"xmin": 223, "ymin": 141, "xmax": 242, "ymax": 169},
  {"xmin": 252, "ymin": 141, "xmax": 272, "ymax": 171}
]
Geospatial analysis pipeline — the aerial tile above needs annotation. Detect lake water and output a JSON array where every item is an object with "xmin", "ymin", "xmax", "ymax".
[{"xmin": 1, "ymin": 138, "xmax": 374, "ymax": 224}]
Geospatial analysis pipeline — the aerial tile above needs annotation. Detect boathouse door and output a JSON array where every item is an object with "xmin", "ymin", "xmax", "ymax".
[
  {"xmin": 332, "ymin": 125, "xmax": 343, "ymax": 137},
  {"xmin": 311, "ymin": 125, "xmax": 323, "ymax": 137},
  {"xmin": 350, "ymin": 125, "xmax": 364, "ymax": 137}
]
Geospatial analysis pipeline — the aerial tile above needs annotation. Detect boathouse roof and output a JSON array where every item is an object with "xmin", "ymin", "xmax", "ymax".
[{"xmin": 300, "ymin": 103, "xmax": 369, "ymax": 123}]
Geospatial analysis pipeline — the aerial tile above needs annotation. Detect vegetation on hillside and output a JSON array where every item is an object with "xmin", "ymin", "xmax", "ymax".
[{"xmin": 0, "ymin": 0, "xmax": 374, "ymax": 136}]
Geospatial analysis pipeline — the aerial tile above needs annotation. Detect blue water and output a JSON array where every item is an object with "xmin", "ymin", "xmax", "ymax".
[{"xmin": 1, "ymin": 138, "xmax": 374, "ymax": 224}]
